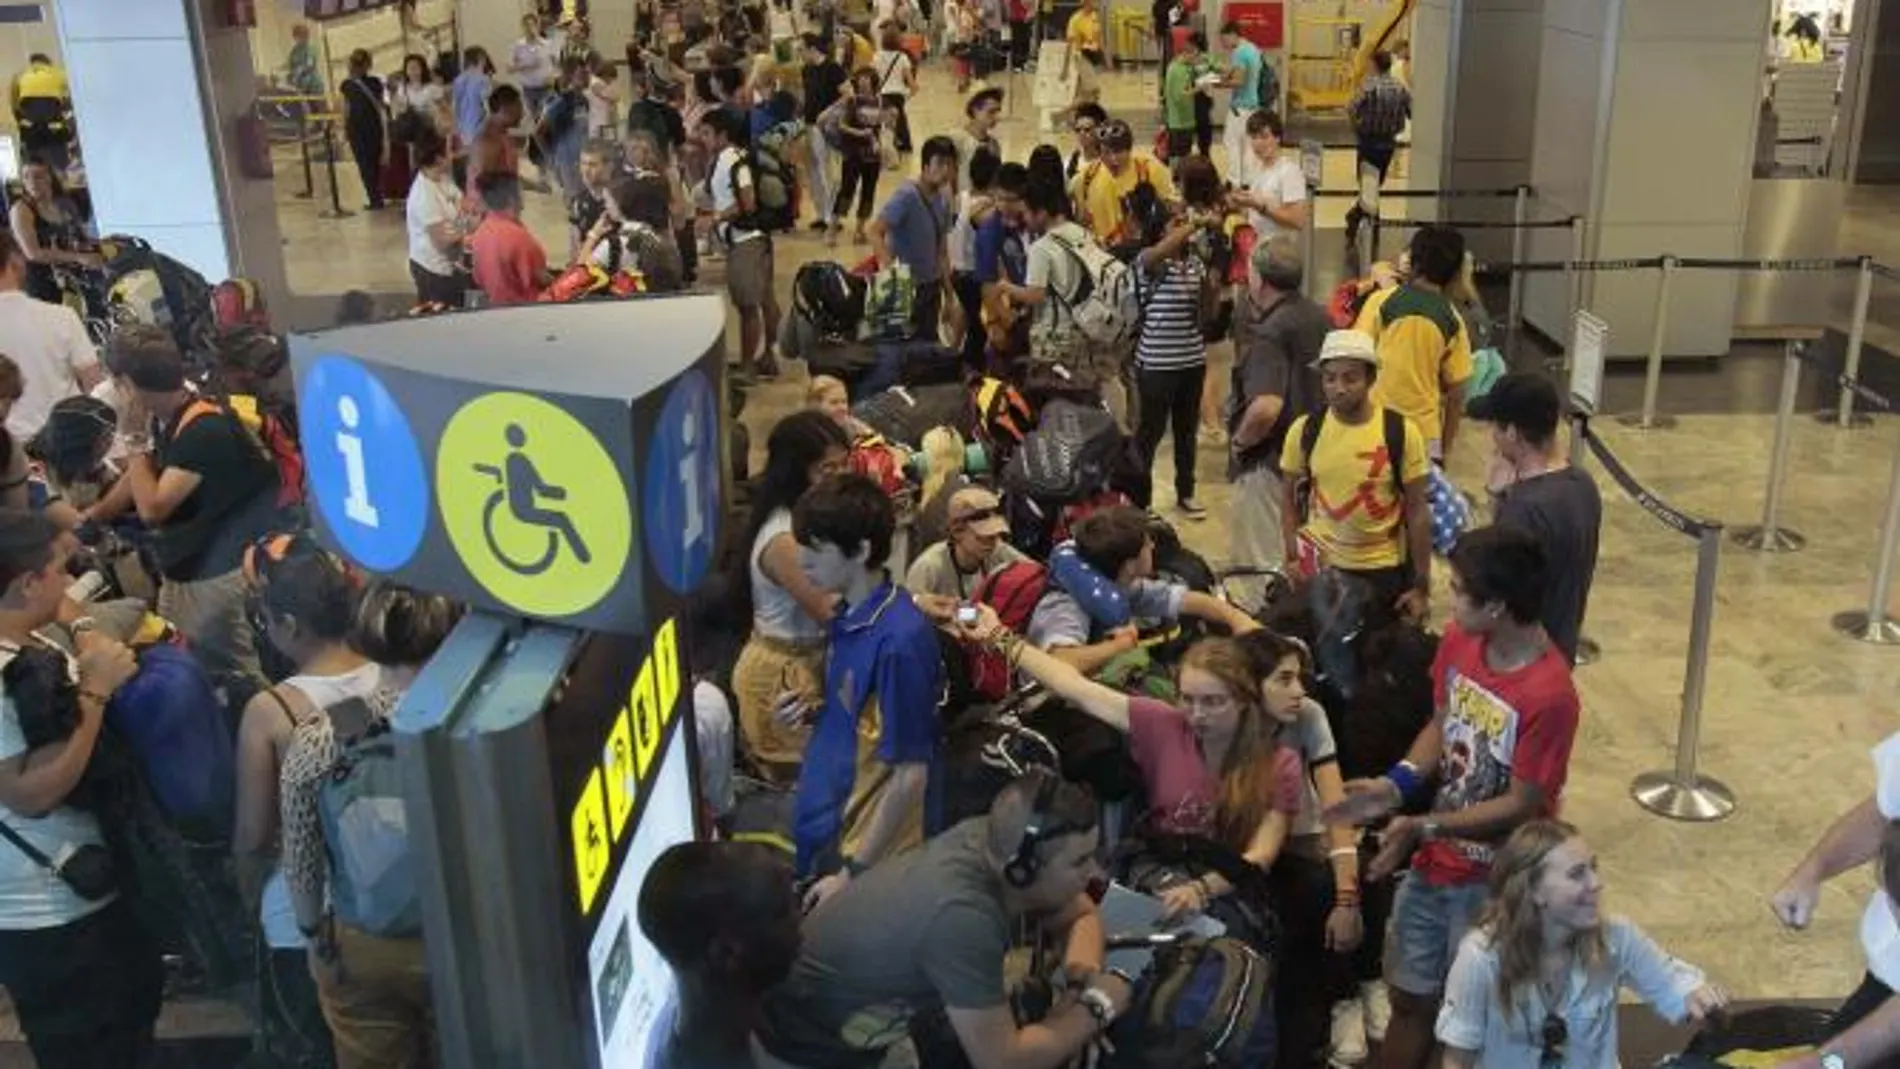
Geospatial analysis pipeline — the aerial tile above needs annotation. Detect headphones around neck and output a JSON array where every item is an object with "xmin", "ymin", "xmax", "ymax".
[{"xmin": 1003, "ymin": 770, "xmax": 1065, "ymax": 890}]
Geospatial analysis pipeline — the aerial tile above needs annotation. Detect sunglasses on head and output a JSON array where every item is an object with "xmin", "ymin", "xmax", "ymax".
[
  {"xmin": 1540, "ymin": 1012, "xmax": 1567, "ymax": 1067},
  {"xmin": 956, "ymin": 506, "xmax": 1002, "ymax": 525}
]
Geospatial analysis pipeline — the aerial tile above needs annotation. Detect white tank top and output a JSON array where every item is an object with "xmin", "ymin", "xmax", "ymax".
[
  {"xmin": 259, "ymin": 662, "xmax": 387, "ymax": 949},
  {"xmin": 749, "ymin": 508, "xmax": 825, "ymax": 644}
]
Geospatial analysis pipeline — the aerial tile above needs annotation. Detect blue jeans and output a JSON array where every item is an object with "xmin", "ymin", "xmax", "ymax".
[{"xmin": 1385, "ymin": 871, "xmax": 1489, "ymax": 996}]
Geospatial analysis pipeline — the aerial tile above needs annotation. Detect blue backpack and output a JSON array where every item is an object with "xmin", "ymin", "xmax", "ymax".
[
  {"xmin": 1108, "ymin": 935, "xmax": 1277, "ymax": 1069},
  {"xmin": 317, "ymin": 698, "xmax": 421, "ymax": 938},
  {"xmin": 105, "ymin": 642, "xmax": 234, "ymax": 840}
]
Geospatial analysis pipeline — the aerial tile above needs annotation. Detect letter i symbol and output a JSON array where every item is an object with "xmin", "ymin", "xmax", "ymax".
[
  {"xmin": 678, "ymin": 405, "xmax": 702, "ymax": 550},
  {"xmin": 338, "ymin": 396, "xmax": 380, "ymax": 528}
]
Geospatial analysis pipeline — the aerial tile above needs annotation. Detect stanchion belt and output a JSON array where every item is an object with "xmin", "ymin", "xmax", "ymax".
[
  {"xmin": 1570, "ymin": 415, "xmax": 1719, "ymax": 539},
  {"xmin": 1373, "ymin": 218, "xmax": 1577, "ymax": 231},
  {"xmin": 1308, "ymin": 187, "xmax": 1526, "ymax": 199},
  {"xmin": 1673, "ymin": 256, "xmax": 1864, "ymax": 272},
  {"xmin": 1476, "ymin": 257, "xmax": 1665, "ymax": 274},
  {"xmin": 1785, "ymin": 339, "xmax": 1900, "ymax": 413},
  {"xmin": 1872, "ymin": 261, "xmax": 1900, "ymax": 284}
]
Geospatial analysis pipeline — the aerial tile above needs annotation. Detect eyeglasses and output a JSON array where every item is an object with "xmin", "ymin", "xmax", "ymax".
[{"xmin": 1539, "ymin": 1012, "xmax": 1567, "ymax": 1067}]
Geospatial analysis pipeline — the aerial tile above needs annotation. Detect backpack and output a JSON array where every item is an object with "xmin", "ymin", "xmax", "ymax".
[
  {"xmin": 967, "ymin": 560, "xmax": 1050, "ymax": 700},
  {"xmin": 1293, "ymin": 406, "xmax": 1406, "ymax": 522},
  {"xmin": 937, "ymin": 709, "xmax": 1060, "ymax": 827},
  {"xmin": 1048, "ymin": 231, "xmax": 1140, "ymax": 348},
  {"xmin": 99, "ymin": 235, "xmax": 216, "ymax": 371},
  {"xmin": 176, "ymin": 395, "xmax": 306, "ymax": 511},
  {"xmin": 794, "ymin": 261, "xmax": 869, "ymax": 340},
  {"xmin": 1106, "ymin": 935, "xmax": 1277, "ymax": 1069},
  {"xmin": 727, "ymin": 128, "xmax": 797, "ymax": 232},
  {"xmin": 317, "ymin": 697, "xmax": 421, "ymax": 938},
  {"xmin": 1256, "ymin": 54, "xmax": 1280, "ymax": 110},
  {"xmin": 104, "ymin": 643, "xmax": 235, "ymax": 842},
  {"xmin": 966, "ymin": 376, "xmax": 1037, "ymax": 468},
  {"xmin": 1002, "ymin": 399, "xmax": 1125, "ymax": 503},
  {"xmin": 850, "ymin": 383, "xmax": 968, "ymax": 449}
]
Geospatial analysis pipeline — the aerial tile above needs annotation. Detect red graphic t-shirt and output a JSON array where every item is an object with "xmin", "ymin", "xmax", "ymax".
[
  {"xmin": 1127, "ymin": 697, "xmax": 1302, "ymax": 847},
  {"xmin": 1415, "ymin": 622, "xmax": 1581, "ymax": 887}
]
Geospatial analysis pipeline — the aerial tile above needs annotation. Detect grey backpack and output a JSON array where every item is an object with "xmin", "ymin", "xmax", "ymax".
[{"xmin": 317, "ymin": 697, "xmax": 420, "ymax": 938}]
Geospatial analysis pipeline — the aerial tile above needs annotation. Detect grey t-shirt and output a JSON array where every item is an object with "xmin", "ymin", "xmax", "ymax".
[
  {"xmin": 1025, "ymin": 221, "xmax": 1091, "ymax": 356},
  {"xmin": 1494, "ymin": 467, "xmax": 1602, "ymax": 665},
  {"xmin": 1277, "ymin": 697, "xmax": 1337, "ymax": 838},
  {"xmin": 1229, "ymin": 290, "xmax": 1329, "ymax": 476},
  {"xmin": 757, "ymin": 819, "xmax": 1009, "ymax": 1068},
  {"xmin": 1026, "ymin": 578, "xmax": 1187, "ymax": 649},
  {"xmin": 904, "ymin": 540, "xmax": 1028, "ymax": 600}
]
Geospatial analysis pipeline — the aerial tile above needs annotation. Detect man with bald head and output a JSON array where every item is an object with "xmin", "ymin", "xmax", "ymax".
[{"xmin": 754, "ymin": 772, "xmax": 1128, "ymax": 1069}]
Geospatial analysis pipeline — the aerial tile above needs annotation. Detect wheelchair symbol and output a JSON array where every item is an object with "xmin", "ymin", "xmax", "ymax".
[{"xmin": 471, "ymin": 423, "xmax": 593, "ymax": 577}]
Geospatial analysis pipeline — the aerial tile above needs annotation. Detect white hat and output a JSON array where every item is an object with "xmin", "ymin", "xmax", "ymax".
[{"xmin": 1313, "ymin": 330, "xmax": 1380, "ymax": 370}]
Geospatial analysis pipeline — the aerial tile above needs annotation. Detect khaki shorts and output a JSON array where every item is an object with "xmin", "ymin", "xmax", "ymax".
[{"xmin": 727, "ymin": 235, "xmax": 775, "ymax": 310}]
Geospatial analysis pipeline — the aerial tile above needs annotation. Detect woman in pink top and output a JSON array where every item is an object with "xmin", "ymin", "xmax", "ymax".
[{"xmin": 961, "ymin": 610, "xmax": 1305, "ymax": 920}]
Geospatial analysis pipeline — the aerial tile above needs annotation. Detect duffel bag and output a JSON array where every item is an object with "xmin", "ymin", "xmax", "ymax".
[
  {"xmin": 858, "ymin": 339, "xmax": 964, "ymax": 397},
  {"xmin": 851, "ymin": 382, "xmax": 971, "ymax": 449},
  {"xmin": 1664, "ymin": 1005, "xmax": 1834, "ymax": 1069}
]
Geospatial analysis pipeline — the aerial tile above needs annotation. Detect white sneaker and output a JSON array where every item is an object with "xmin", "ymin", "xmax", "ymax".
[
  {"xmin": 1361, "ymin": 980, "xmax": 1392, "ymax": 1044},
  {"xmin": 1330, "ymin": 998, "xmax": 1369, "ymax": 1068}
]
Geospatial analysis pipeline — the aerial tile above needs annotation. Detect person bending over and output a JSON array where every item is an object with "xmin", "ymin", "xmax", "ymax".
[
  {"xmin": 1026, "ymin": 505, "xmax": 1258, "ymax": 673},
  {"xmin": 639, "ymin": 841, "xmax": 802, "ymax": 1068},
  {"xmin": 1325, "ymin": 525, "xmax": 1581, "ymax": 1069},
  {"xmin": 755, "ymin": 771, "xmax": 1128, "ymax": 1069},
  {"xmin": 789, "ymin": 474, "xmax": 942, "ymax": 908},
  {"xmin": 966, "ymin": 610, "xmax": 1299, "ymax": 931},
  {"xmin": 1438, "ymin": 821, "xmax": 1726, "ymax": 1069}
]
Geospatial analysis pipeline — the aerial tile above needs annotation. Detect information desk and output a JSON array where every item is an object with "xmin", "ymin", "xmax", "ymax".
[{"xmin": 290, "ymin": 295, "xmax": 730, "ymax": 1069}]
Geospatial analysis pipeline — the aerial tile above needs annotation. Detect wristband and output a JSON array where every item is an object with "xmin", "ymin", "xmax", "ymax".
[
  {"xmin": 79, "ymin": 689, "xmax": 111, "ymax": 705},
  {"xmin": 1385, "ymin": 761, "xmax": 1423, "ymax": 805},
  {"xmin": 1328, "ymin": 847, "xmax": 1359, "ymax": 860},
  {"xmin": 1079, "ymin": 986, "xmax": 1116, "ymax": 1029}
]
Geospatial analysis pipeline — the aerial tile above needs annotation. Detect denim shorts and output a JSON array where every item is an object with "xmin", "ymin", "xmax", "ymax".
[{"xmin": 1385, "ymin": 871, "xmax": 1490, "ymax": 996}]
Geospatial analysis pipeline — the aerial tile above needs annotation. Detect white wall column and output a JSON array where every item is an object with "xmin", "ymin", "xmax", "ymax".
[{"xmin": 57, "ymin": 0, "xmax": 288, "ymax": 307}]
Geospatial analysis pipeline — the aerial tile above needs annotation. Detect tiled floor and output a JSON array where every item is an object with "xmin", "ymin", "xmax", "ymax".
[{"xmin": 250, "ymin": 60, "xmax": 1900, "ymax": 1028}]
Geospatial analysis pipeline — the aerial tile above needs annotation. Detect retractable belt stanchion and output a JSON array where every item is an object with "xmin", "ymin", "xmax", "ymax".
[
  {"xmin": 1832, "ymin": 425, "xmax": 1900, "ymax": 645},
  {"xmin": 1562, "ymin": 218, "xmax": 1585, "ymax": 370},
  {"xmin": 1564, "ymin": 414, "xmax": 1601, "ymax": 665},
  {"xmin": 1731, "ymin": 340, "xmax": 1808, "ymax": 553},
  {"xmin": 1300, "ymin": 220, "xmax": 1318, "ymax": 300},
  {"xmin": 1506, "ymin": 185, "xmax": 1529, "ymax": 360},
  {"xmin": 1818, "ymin": 256, "xmax": 1876, "ymax": 429},
  {"xmin": 1618, "ymin": 256, "xmax": 1677, "ymax": 431},
  {"xmin": 1571, "ymin": 414, "xmax": 1735, "ymax": 821},
  {"xmin": 296, "ymin": 109, "xmax": 315, "ymax": 200},
  {"xmin": 318, "ymin": 120, "xmax": 354, "ymax": 220}
]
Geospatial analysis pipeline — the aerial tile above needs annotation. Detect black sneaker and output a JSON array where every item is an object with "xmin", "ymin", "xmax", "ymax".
[{"xmin": 810, "ymin": 219, "xmax": 829, "ymax": 232}]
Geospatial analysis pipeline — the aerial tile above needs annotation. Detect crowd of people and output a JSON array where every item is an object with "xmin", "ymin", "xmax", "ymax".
[{"xmin": 0, "ymin": 8, "xmax": 1890, "ymax": 1069}]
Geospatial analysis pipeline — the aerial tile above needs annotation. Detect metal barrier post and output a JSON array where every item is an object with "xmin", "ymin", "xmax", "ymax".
[
  {"xmin": 1732, "ymin": 340, "xmax": 1808, "ymax": 552},
  {"xmin": 318, "ymin": 121, "xmax": 354, "ymax": 220},
  {"xmin": 1505, "ymin": 185, "xmax": 1529, "ymax": 360},
  {"xmin": 1831, "ymin": 426, "xmax": 1900, "ymax": 645},
  {"xmin": 1818, "ymin": 256, "xmax": 1877, "ymax": 429},
  {"xmin": 1631, "ymin": 525, "xmax": 1736, "ymax": 821},
  {"xmin": 1300, "ymin": 219, "xmax": 1317, "ymax": 299},
  {"xmin": 1560, "ymin": 216, "xmax": 1585, "ymax": 370},
  {"xmin": 1618, "ymin": 256, "xmax": 1678, "ymax": 431},
  {"xmin": 296, "ymin": 110, "xmax": 314, "ymax": 199}
]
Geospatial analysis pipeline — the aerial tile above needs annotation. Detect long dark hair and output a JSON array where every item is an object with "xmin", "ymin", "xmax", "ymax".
[{"xmin": 728, "ymin": 411, "xmax": 847, "ymax": 621}]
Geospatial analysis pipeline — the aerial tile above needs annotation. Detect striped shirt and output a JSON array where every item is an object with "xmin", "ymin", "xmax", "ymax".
[
  {"xmin": 1136, "ymin": 256, "xmax": 1208, "ymax": 370},
  {"xmin": 1349, "ymin": 73, "xmax": 1411, "ymax": 139}
]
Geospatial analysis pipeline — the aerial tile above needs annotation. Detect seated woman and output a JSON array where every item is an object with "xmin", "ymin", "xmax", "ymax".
[
  {"xmin": 1436, "ymin": 820, "xmax": 1726, "ymax": 1069},
  {"xmin": 960, "ymin": 607, "xmax": 1301, "ymax": 926}
]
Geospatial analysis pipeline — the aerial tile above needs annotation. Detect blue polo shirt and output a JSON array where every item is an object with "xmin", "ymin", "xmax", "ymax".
[
  {"xmin": 973, "ymin": 213, "xmax": 1027, "ymax": 286},
  {"xmin": 876, "ymin": 181, "xmax": 953, "ymax": 284},
  {"xmin": 792, "ymin": 579, "xmax": 943, "ymax": 875}
]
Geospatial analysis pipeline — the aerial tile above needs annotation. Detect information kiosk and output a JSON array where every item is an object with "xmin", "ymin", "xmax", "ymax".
[{"xmin": 290, "ymin": 294, "xmax": 730, "ymax": 1069}]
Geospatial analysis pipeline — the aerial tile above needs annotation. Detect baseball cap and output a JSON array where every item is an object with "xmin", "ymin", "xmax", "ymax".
[
  {"xmin": 1312, "ymin": 330, "xmax": 1379, "ymax": 370},
  {"xmin": 948, "ymin": 487, "xmax": 1009, "ymax": 538},
  {"xmin": 1465, "ymin": 373, "xmax": 1560, "ymax": 439}
]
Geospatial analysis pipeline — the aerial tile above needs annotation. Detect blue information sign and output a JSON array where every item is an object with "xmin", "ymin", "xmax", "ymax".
[
  {"xmin": 640, "ymin": 368, "xmax": 722, "ymax": 595},
  {"xmin": 299, "ymin": 353, "xmax": 431, "ymax": 571}
]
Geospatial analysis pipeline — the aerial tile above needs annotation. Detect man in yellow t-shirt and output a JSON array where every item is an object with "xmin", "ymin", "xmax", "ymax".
[
  {"xmin": 1279, "ymin": 330, "xmax": 1433, "ymax": 621},
  {"xmin": 1354, "ymin": 225, "xmax": 1474, "ymax": 457},
  {"xmin": 1073, "ymin": 118, "xmax": 1178, "ymax": 256}
]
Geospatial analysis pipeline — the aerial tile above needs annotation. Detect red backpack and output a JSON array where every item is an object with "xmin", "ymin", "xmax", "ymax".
[{"xmin": 967, "ymin": 560, "xmax": 1050, "ymax": 700}]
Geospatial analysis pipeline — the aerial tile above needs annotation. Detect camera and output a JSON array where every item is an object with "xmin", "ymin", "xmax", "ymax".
[{"xmin": 956, "ymin": 604, "xmax": 979, "ymax": 626}]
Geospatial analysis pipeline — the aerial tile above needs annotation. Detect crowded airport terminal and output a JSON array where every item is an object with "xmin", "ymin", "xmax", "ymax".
[{"xmin": 0, "ymin": 0, "xmax": 1892, "ymax": 1066}]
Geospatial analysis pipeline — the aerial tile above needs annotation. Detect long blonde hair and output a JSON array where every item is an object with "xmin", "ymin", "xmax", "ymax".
[
  {"xmin": 1480, "ymin": 820, "xmax": 1605, "ymax": 1023},
  {"xmin": 1179, "ymin": 637, "xmax": 1280, "ymax": 854}
]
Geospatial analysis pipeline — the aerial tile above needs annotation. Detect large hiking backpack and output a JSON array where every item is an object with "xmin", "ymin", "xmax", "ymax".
[
  {"xmin": 729, "ymin": 123, "xmax": 798, "ymax": 232},
  {"xmin": 176, "ymin": 395, "xmax": 306, "ymax": 511},
  {"xmin": 967, "ymin": 560, "xmax": 1051, "ymax": 701},
  {"xmin": 966, "ymin": 376, "xmax": 1037, "ymax": 470},
  {"xmin": 1002, "ymin": 399, "xmax": 1125, "ymax": 503},
  {"xmin": 105, "ymin": 643, "xmax": 234, "ymax": 842},
  {"xmin": 317, "ymin": 698, "xmax": 421, "ymax": 938},
  {"xmin": 99, "ymin": 235, "xmax": 216, "ymax": 370},
  {"xmin": 1048, "ymin": 231, "xmax": 1140, "ymax": 348},
  {"xmin": 1107, "ymin": 935, "xmax": 1278, "ymax": 1069},
  {"xmin": 794, "ymin": 261, "xmax": 869, "ymax": 340},
  {"xmin": 851, "ymin": 383, "xmax": 969, "ymax": 450}
]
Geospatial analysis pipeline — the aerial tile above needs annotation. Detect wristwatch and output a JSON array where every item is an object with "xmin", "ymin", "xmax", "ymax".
[
  {"xmin": 1821, "ymin": 1051, "xmax": 1846, "ymax": 1069},
  {"xmin": 67, "ymin": 617, "xmax": 97, "ymax": 636},
  {"xmin": 1419, "ymin": 820, "xmax": 1443, "ymax": 843},
  {"xmin": 1078, "ymin": 985, "xmax": 1116, "ymax": 1030}
]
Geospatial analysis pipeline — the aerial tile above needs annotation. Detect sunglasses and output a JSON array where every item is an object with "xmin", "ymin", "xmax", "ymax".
[
  {"xmin": 1540, "ymin": 1012, "xmax": 1567, "ymax": 1067},
  {"xmin": 954, "ymin": 506, "xmax": 1003, "ymax": 526}
]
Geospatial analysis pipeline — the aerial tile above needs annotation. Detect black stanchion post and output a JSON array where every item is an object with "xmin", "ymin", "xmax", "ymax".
[
  {"xmin": 1561, "ymin": 216, "xmax": 1585, "ymax": 370},
  {"xmin": 1731, "ymin": 340, "xmax": 1808, "ymax": 553},
  {"xmin": 319, "ymin": 121, "xmax": 354, "ymax": 220},
  {"xmin": 1831, "ymin": 426, "xmax": 1900, "ymax": 645},
  {"xmin": 297, "ymin": 108, "xmax": 314, "ymax": 200},
  {"xmin": 1631, "ymin": 524, "xmax": 1736, "ymax": 821},
  {"xmin": 1618, "ymin": 256, "xmax": 1678, "ymax": 431},
  {"xmin": 1817, "ymin": 255, "xmax": 1877, "ymax": 429}
]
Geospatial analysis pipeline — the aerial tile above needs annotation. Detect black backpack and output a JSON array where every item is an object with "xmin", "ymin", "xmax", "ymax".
[
  {"xmin": 1002, "ymin": 400, "xmax": 1125, "ymax": 503},
  {"xmin": 1293, "ymin": 407, "xmax": 1407, "ymax": 521},
  {"xmin": 794, "ymin": 261, "xmax": 868, "ymax": 340}
]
